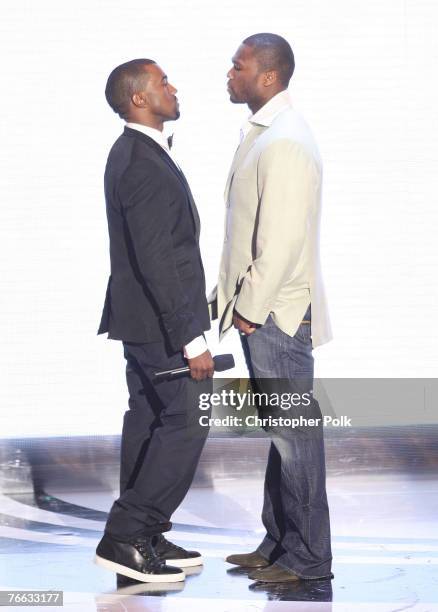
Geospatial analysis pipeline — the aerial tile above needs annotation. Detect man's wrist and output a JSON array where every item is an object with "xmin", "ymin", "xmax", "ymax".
[
  {"xmin": 183, "ymin": 335, "xmax": 208, "ymax": 359},
  {"xmin": 233, "ymin": 309, "xmax": 256, "ymax": 327}
]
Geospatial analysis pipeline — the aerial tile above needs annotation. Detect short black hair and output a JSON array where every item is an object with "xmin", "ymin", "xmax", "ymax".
[
  {"xmin": 105, "ymin": 59, "xmax": 156, "ymax": 119},
  {"xmin": 243, "ymin": 33, "xmax": 295, "ymax": 87}
]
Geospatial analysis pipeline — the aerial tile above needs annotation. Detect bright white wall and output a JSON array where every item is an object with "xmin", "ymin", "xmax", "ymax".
[{"xmin": 0, "ymin": 0, "xmax": 437, "ymax": 437}]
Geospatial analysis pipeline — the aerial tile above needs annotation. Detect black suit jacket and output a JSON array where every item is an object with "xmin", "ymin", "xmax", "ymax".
[{"xmin": 98, "ymin": 127, "xmax": 210, "ymax": 352}]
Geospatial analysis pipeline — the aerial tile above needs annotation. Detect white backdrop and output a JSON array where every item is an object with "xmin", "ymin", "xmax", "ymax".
[{"xmin": 0, "ymin": 0, "xmax": 437, "ymax": 437}]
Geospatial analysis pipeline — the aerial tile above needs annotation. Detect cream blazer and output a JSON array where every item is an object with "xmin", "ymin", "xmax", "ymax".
[{"xmin": 214, "ymin": 105, "xmax": 332, "ymax": 348}]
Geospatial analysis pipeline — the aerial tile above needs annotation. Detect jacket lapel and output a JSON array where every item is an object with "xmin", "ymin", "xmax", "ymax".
[
  {"xmin": 224, "ymin": 124, "xmax": 265, "ymax": 202},
  {"xmin": 169, "ymin": 165, "xmax": 201, "ymax": 242},
  {"xmin": 124, "ymin": 127, "xmax": 201, "ymax": 241}
]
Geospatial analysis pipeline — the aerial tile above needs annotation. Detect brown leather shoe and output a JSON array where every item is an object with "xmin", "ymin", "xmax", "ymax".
[
  {"xmin": 248, "ymin": 563, "xmax": 301, "ymax": 583},
  {"xmin": 225, "ymin": 551, "xmax": 270, "ymax": 568}
]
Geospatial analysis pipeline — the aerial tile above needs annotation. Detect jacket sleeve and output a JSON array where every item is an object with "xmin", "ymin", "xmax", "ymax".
[
  {"xmin": 234, "ymin": 140, "xmax": 320, "ymax": 324},
  {"xmin": 118, "ymin": 160, "xmax": 204, "ymax": 352}
]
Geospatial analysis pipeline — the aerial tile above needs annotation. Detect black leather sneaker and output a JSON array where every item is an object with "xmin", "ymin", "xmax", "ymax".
[
  {"xmin": 152, "ymin": 533, "xmax": 203, "ymax": 567},
  {"xmin": 95, "ymin": 533, "xmax": 185, "ymax": 582}
]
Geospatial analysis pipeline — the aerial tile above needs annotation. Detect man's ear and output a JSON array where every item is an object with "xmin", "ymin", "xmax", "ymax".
[
  {"xmin": 131, "ymin": 92, "xmax": 148, "ymax": 108},
  {"xmin": 263, "ymin": 70, "xmax": 278, "ymax": 87}
]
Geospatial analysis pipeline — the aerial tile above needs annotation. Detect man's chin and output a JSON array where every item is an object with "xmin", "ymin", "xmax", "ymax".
[
  {"xmin": 165, "ymin": 110, "xmax": 180, "ymax": 122},
  {"xmin": 229, "ymin": 92, "xmax": 244, "ymax": 104}
]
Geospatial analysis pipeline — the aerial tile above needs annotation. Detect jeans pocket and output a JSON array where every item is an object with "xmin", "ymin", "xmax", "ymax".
[{"xmin": 296, "ymin": 322, "xmax": 312, "ymax": 344}]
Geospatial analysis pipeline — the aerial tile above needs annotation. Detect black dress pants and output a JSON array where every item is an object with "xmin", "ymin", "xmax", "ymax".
[{"xmin": 104, "ymin": 340, "xmax": 211, "ymax": 541}]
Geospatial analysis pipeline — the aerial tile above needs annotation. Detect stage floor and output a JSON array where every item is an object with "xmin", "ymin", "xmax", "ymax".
[{"xmin": 0, "ymin": 472, "xmax": 437, "ymax": 611}]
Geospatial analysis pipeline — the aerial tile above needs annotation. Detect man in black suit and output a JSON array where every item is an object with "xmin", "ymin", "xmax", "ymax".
[{"xmin": 94, "ymin": 59, "xmax": 214, "ymax": 583}]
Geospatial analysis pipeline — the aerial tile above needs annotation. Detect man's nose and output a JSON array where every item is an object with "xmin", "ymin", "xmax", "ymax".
[
  {"xmin": 170, "ymin": 84, "xmax": 177, "ymax": 94},
  {"xmin": 227, "ymin": 68, "xmax": 233, "ymax": 79}
]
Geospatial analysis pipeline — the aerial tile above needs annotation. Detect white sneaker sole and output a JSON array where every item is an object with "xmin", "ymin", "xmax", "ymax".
[
  {"xmin": 94, "ymin": 554, "xmax": 185, "ymax": 583},
  {"xmin": 165, "ymin": 555, "xmax": 203, "ymax": 568}
]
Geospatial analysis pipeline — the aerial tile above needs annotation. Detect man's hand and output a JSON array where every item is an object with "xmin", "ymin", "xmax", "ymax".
[
  {"xmin": 233, "ymin": 311, "xmax": 257, "ymax": 336},
  {"xmin": 187, "ymin": 350, "xmax": 215, "ymax": 381}
]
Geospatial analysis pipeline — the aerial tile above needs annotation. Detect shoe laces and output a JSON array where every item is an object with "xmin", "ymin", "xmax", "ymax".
[
  {"xmin": 155, "ymin": 533, "xmax": 186, "ymax": 555},
  {"xmin": 131, "ymin": 536, "xmax": 164, "ymax": 570}
]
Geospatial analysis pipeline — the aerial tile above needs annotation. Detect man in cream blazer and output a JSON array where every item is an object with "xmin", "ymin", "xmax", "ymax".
[
  {"xmin": 217, "ymin": 65, "xmax": 331, "ymax": 348},
  {"xmin": 217, "ymin": 34, "xmax": 333, "ymax": 583}
]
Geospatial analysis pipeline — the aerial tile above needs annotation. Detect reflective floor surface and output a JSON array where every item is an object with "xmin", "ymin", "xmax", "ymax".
[{"xmin": 0, "ymin": 473, "xmax": 437, "ymax": 611}]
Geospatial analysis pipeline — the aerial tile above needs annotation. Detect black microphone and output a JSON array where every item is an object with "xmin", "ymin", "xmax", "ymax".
[{"xmin": 154, "ymin": 354, "xmax": 235, "ymax": 382}]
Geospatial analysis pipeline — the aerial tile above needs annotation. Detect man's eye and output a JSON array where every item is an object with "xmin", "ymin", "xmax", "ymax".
[{"xmin": 234, "ymin": 65, "xmax": 240, "ymax": 71}]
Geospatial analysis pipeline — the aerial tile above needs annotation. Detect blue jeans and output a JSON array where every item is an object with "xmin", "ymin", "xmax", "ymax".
[{"xmin": 241, "ymin": 306, "xmax": 333, "ymax": 579}]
